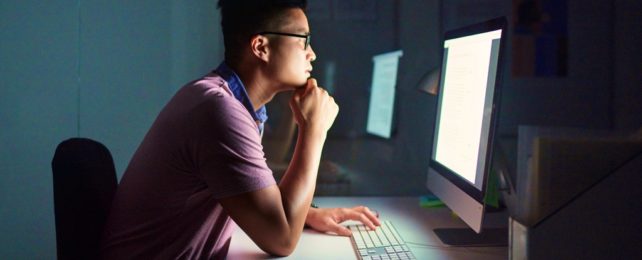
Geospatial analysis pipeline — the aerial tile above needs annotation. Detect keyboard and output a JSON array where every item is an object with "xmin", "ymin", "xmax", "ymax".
[{"xmin": 348, "ymin": 220, "xmax": 417, "ymax": 260}]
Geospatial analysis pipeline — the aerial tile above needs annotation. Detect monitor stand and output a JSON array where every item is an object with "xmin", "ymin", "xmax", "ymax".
[{"xmin": 433, "ymin": 227, "xmax": 508, "ymax": 247}]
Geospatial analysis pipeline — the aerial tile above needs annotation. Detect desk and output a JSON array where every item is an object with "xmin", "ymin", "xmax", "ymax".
[{"xmin": 227, "ymin": 197, "xmax": 507, "ymax": 259}]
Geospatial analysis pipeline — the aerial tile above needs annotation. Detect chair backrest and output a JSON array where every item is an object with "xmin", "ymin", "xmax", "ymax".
[{"xmin": 52, "ymin": 138, "xmax": 118, "ymax": 260}]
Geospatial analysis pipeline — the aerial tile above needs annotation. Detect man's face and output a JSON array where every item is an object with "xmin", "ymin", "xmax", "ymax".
[{"xmin": 265, "ymin": 8, "xmax": 316, "ymax": 89}]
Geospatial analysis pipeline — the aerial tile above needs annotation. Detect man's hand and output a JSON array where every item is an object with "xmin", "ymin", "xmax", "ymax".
[
  {"xmin": 289, "ymin": 78, "xmax": 339, "ymax": 135},
  {"xmin": 305, "ymin": 206, "xmax": 381, "ymax": 236}
]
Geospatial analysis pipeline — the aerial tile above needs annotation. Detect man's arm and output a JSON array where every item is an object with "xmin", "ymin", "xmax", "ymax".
[{"xmin": 219, "ymin": 79, "xmax": 337, "ymax": 256}]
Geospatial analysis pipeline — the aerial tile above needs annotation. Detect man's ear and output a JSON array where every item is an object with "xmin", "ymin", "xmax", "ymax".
[{"xmin": 250, "ymin": 35, "xmax": 270, "ymax": 62}]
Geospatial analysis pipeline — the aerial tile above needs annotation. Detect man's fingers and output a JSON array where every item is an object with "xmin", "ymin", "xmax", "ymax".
[
  {"xmin": 304, "ymin": 78, "xmax": 317, "ymax": 97},
  {"xmin": 293, "ymin": 78, "xmax": 314, "ymax": 97},
  {"xmin": 327, "ymin": 222, "xmax": 352, "ymax": 236},
  {"xmin": 345, "ymin": 210, "xmax": 377, "ymax": 231},
  {"xmin": 358, "ymin": 206, "xmax": 381, "ymax": 226},
  {"xmin": 307, "ymin": 78, "xmax": 318, "ymax": 88}
]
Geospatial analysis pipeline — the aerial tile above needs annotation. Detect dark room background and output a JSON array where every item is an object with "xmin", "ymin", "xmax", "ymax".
[{"xmin": 1, "ymin": 0, "xmax": 640, "ymax": 258}]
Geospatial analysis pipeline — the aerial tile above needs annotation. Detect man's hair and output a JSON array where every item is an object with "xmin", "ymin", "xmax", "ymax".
[{"xmin": 217, "ymin": 0, "xmax": 307, "ymax": 62}]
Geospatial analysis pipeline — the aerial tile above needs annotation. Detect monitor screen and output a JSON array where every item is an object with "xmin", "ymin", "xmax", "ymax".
[
  {"xmin": 433, "ymin": 29, "xmax": 502, "ymax": 190},
  {"xmin": 427, "ymin": 17, "xmax": 506, "ymax": 238}
]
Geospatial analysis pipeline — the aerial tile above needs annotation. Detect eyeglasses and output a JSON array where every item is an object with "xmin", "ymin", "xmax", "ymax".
[{"xmin": 258, "ymin": 31, "xmax": 311, "ymax": 50}]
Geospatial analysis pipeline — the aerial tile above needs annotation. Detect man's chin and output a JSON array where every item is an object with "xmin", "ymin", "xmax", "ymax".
[
  {"xmin": 279, "ymin": 78, "xmax": 309, "ymax": 91},
  {"xmin": 293, "ymin": 80, "xmax": 309, "ymax": 88},
  {"xmin": 279, "ymin": 84, "xmax": 303, "ymax": 92}
]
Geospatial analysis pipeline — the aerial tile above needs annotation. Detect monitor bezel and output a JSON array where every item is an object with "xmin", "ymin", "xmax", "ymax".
[{"xmin": 429, "ymin": 17, "xmax": 507, "ymax": 205}]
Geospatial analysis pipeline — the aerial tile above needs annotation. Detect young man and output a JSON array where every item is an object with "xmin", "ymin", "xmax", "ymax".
[{"xmin": 101, "ymin": 0, "xmax": 380, "ymax": 259}]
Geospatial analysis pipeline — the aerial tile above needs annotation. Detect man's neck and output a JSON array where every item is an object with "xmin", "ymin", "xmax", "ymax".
[{"xmin": 228, "ymin": 62, "xmax": 277, "ymax": 111}]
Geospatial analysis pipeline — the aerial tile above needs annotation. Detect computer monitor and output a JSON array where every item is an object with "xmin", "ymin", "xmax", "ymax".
[{"xmin": 426, "ymin": 17, "xmax": 507, "ymax": 246}]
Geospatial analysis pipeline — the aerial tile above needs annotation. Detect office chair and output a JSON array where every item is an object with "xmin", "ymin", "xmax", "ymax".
[{"xmin": 51, "ymin": 138, "xmax": 118, "ymax": 260}]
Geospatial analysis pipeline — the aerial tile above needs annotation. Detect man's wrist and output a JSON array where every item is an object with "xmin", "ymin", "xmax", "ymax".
[
  {"xmin": 304, "ymin": 203, "xmax": 318, "ymax": 229},
  {"xmin": 298, "ymin": 127, "xmax": 327, "ymax": 141}
]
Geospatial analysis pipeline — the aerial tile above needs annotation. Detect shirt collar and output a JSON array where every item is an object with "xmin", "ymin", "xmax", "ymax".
[{"xmin": 214, "ymin": 62, "xmax": 268, "ymax": 134}]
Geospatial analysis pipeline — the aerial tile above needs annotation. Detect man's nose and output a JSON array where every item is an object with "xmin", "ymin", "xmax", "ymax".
[{"xmin": 308, "ymin": 45, "xmax": 317, "ymax": 62}]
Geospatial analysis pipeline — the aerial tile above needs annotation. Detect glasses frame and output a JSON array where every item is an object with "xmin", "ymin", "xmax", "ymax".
[{"xmin": 258, "ymin": 31, "xmax": 311, "ymax": 50}]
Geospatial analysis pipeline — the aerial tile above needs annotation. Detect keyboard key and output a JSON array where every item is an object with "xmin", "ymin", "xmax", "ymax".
[
  {"xmin": 405, "ymin": 252, "xmax": 416, "ymax": 259},
  {"xmin": 376, "ymin": 227, "xmax": 390, "ymax": 246},
  {"xmin": 388, "ymin": 222, "xmax": 404, "ymax": 244},
  {"xmin": 381, "ymin": 222, "xmax": 399, "ymax": 245},
  {"xmin": 368, "ymin": 230, "xmax": 382, "ymax": 247}
]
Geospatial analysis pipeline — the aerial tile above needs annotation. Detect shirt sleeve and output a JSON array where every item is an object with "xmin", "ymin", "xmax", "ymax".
[{"xmin": 189, "ymin": 95, "xmax": 276, "ymax": 199}]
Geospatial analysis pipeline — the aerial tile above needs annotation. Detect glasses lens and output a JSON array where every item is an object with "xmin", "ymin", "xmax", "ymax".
[{"xmin": 306, "ymin": 35, "xmax": 310, "ymax": 50}]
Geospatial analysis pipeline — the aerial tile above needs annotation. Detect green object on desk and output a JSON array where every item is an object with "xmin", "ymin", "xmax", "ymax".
[
  {"xmin": 484, "ymin": 168, "xmax": 500, "ymax": 208},
  {"xmin": 419, "ymin": 194, "xmax": 445, "ymax": 208}
]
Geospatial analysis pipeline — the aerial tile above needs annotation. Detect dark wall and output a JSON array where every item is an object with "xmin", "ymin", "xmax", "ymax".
[
  {"xmin": 286, "ymin": 0, "xmax": 642, "ymax": 196},
  {"xmin": 0, "ymin": 1, "xmax": 221, "ymax": 258},
  {"xmin": 614, "ymin": 0, "xmax": 642, "ymax": 130}
]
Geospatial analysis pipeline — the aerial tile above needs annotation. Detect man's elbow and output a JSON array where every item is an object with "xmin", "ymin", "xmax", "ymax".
[
  {"xmin": 265, "ymin": 246, "xmax": 295, "ymax": 257},
  {"xmin": 259, "ymin": 237, "xmax": 297, "ymax": 257}
]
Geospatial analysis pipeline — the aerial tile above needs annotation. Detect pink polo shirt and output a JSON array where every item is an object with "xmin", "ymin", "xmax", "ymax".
[{"xmin": 101, "ymin": 73, "xmax": 275, "ymax": 259}]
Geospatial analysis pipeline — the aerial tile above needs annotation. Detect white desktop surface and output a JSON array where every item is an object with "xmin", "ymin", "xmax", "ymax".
[{"xmin": 227, "ymin": 196, "xmax": 507, "ymax": 259}]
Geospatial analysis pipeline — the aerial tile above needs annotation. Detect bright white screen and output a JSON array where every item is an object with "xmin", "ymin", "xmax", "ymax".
[{"xmin": 433, "ymin": 30, "xmax": 501, "ymax": 189}]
